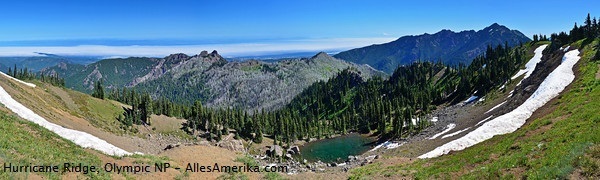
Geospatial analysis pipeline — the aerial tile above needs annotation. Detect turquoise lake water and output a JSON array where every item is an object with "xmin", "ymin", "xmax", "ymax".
[{"xmin": 298, "ymin": 133, "xmax": 376, "ymax": 163}]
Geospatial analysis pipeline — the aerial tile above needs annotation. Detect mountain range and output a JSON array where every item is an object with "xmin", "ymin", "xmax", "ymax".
[
  {"xmin": 0, "ymin": 54, "xmax": 97, "ymax": 72},
  {"xmin": 39, "ymin": 23, "xmax": 530, "ymax": 111},
  {"xmin": 333, "ymin": 23, "xmax": 531, "ymax": 73},
  {"xmin": 42, "ymin": 51, "xmax": 383, "ymax": 111}
]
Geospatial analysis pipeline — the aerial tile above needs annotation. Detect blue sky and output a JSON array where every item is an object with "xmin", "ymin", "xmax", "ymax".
[{"xmin": 0, "ymin": 0, "xmax": 599, "ymax": 56}]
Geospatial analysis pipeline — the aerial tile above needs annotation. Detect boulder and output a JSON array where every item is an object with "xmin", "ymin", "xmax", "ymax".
[
  {"xmin": 347, "ymin": 155, "xmax": 357, "ymax": 162},
  {"xmin": 266, "ymin": 145, "xmax": 284, "ymax": 157},
  {"xmin": 218, "ymin": 139, "xmax": 245, "ymax": 152},
  {"xmin": 365, "ymin": 155, "xmax": 377, "ymax": 163},
  {"xmin": 290, "ymin": 146, "xmax": 301, "ymax": 154},
  {"xmin": 287, "ymin": 149, "xmax": 295, "ymax": 155},
  {"xmin": 164, "ymin": 144, "xmax": 180, "ymax": 150}
]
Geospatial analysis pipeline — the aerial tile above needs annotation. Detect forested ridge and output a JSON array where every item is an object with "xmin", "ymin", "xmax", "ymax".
[
  {"xmin": 94, "ymin": 42, "xmax": 532, "ymax": 145},
  {"xmin": 6, "ymin": 65, "xmax": 65, "ymax": 87}
]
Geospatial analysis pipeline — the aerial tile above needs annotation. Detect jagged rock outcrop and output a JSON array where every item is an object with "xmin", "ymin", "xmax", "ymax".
[{"xmin": 43, "ymin": 51, "xmax": 384, "ymax": 111}]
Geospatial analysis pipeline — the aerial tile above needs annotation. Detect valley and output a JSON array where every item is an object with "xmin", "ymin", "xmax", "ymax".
[{"xmin": 0, "ymin": 11, "xmax": 599, "ymax": 180}]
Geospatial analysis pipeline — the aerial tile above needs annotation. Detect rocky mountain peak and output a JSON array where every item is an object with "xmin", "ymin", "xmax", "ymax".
[
  {"xmin": 165, "ymin": 53, "xmax": 189, "ymax": 62},
  {"xmin": 200, "ymin": 50, "xmax": 209, "ymax": 57},
  {"xmin": 196, "ymin": 50, "xmax": 226, "ymax": 64},
  {"xmin": 481, "ymin": 23, "xmax": 509, "ymax": 32},
  {"xmin": 311, "ymin": 52, "xmax": 331, "ymax": 59}
]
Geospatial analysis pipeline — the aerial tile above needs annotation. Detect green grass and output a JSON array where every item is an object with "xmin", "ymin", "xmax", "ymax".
[
  {"xmin": 240, "ymin": 64, "xmax": 263, "ymax": 72},
  {"xmin": 350, "ymin": 41, "xmax": 600, "ymax": 179},
  {"xmin": 0, "ymin": 111, "xmax": 110, "ymax": 179},
  {"xmin": 69, "ymin": 90, "xmax": 126, "ymax": 134}
]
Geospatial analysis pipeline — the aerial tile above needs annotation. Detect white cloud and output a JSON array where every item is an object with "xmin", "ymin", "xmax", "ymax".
[{"xmin": 0, "ymin": 37, "xmax": 396, "ymax": 57}]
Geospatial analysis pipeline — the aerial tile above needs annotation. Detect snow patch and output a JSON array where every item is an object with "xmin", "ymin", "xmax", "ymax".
[
  {"xmin": 441, "ymin": 127, "xmax": 471, "ymax": 139},
  {"xmin": 411, "ymin": 118, "xmax": 418, "ymax": 126},
  {"xmin": 511, "ymin": 45, "xmax": 548, "ymax": 87},
  {"xmin": 369, "ymin": 141, "xmax": 386, "ymax": 152},
  {"xmin": 0, "ymin": 84, "xmax": 131, "ymax": 156},
  {"xmin": 370, "ymin": 141, "xmax": 405, "ymax": 151},
  {"xmin": 384, "ymin": 142, "xmax": 405, "ymax": 149},
  {"xmin": 475, "ymin": 115, "xmax": 494, "ymax": 126},
  {"xmin": 428, "ymin": 123, "xmax": 456, "ymax": 140},
  {"xmin": 0, "ymin": 72, "xmax": 36, "ymax": 88},
  {"xmin": 507, "ymin": 90, "xmax": 515, "ymax": 98},
  {"xmin": 498, "ymin": 83, "xmax": 506, "ymax": 90},
  {"xmin": 563, "ymin": 46, "xmax": 570, "ymax": 52},
  {"xmin": 430, "ymin": 117, "xmax": 439, "ymax": 122},
  {"xmin": 369, "ymin": 141, "xmax": 388, "ymax": 152},
  {"xmin": 485, "ymin": 101, "xmax": 506, "ymax": 114},
  {"xmin": 464, "ymin": 96, "xmax": 479, "ymax": 104},
  {"xmin": 419, "ymin": 49, "xmax": 580, "ymax": 159}
]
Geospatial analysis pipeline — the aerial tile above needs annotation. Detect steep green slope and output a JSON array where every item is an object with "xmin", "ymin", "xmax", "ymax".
[
  {"xmin": 349, "ymin": 39, "xmax": 600, "ymax": 179},
  {"xmin": 0, "ymin": 111, "xmax": 108, "ymax": 179},
  {"xmin": 42, "ymin": 57, "xmax": 159, "ymax": 92}
]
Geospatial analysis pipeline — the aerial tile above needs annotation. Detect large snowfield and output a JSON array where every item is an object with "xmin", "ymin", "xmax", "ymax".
[
  {"xmin": 0, "ymin": 73, "xmax": 131, "ymax": 156},
  {"xmin": 419, "ymin": 49, "xmax": 580, "ymax": 159}
]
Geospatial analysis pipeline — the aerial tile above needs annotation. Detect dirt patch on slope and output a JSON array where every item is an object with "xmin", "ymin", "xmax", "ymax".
[{"xmin": 160, "ymin": 145, "xmax": 262, "ymax": 180}]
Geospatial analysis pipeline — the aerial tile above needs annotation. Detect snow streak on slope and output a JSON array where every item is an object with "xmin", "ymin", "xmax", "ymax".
[
  {"xmin": 428, "ymin": 123, "xmax": 456, "ymax": 140},
  {"xmin": 419, "ymin": 49, "xmax": 580, "ymax": 159},
  {"xmin": 441, "ymin": 127, "xmax": 471, "ymax": 139},
  {"xmin": 475, "ymin": 115, "xmax": 494, "ymax": 126},
  {"xmin": 0, "ymin": 83, "xmax": 130, "ymax": 156},
  {"xmin": 511, "ymin": 44, "xmax": 548, "ymax": 86},
  {"xmin": 485, "ymin": 101, "xmax": 506, "ymax": 114},
  {"xmin": 0, "ymin": 72, "xmax": 36, "ymax": 88}
]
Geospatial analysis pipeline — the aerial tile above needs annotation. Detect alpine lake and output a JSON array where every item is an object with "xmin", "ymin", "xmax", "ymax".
[{"xmin": 297, "ymin": 133, "xmax": 376, "ymax": 163}]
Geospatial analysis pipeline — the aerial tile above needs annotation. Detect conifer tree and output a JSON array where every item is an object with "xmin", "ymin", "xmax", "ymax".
[{"xmin": 92, "ymin": 80, "xmax": 105, "ymax": 99}]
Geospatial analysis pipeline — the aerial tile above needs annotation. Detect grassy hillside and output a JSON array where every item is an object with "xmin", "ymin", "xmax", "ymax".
[
  {"xmin": 349, "ymin": 40, "xmax": 600, "ymax": 179},
  {"xmin": 0, "ymin": 76, "xmax": 250, "ymax": 179},
  {"xmin": 0, "ymin": 111, "xmax": 109, "ymax": 179}
]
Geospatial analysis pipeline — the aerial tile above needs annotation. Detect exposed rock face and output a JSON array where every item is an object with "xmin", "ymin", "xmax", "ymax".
[
  {"xmin": 134, "ymin": 51, "xmax": 384, "ymax": 111},
  {"xmin": 83, "ymin": 65, "xmax": 103, "ymax": 89},
  {"xmin": 218, "ymin": 139, "xmax": 245, "ymax": 152},
  {"xmin": 289, "ymin": 146, "xmax": 300, "ymax": 155},
  {"xmin": 43, "ymin": 51, "xmax": 384, "ymax": 112},
  {"xmin": 57, "ymin": 62, "xmax": 68, "ymax": 70},
  {"xmin": 165, "ymin": 53, "xmax": 189, "ymax": 62},
  {"xmin": 267, "ymin": 145, "xmax": 284, "ymax": 157}
]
